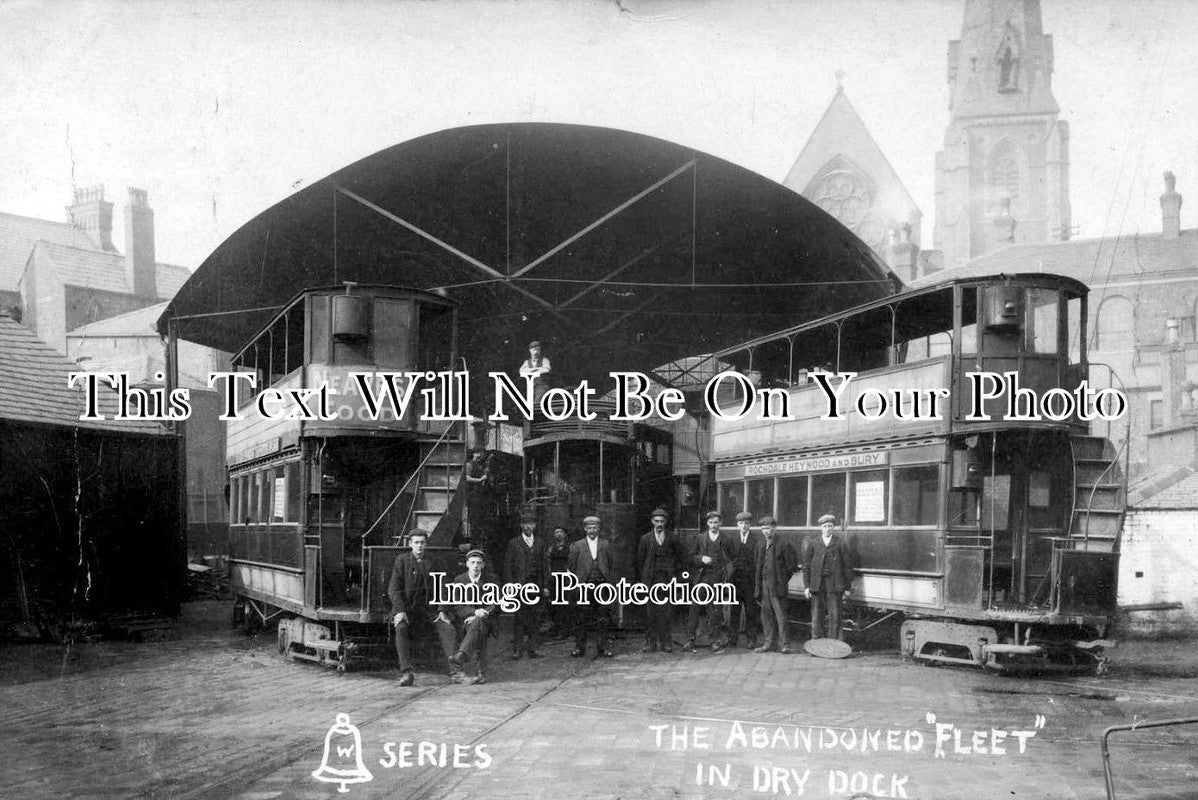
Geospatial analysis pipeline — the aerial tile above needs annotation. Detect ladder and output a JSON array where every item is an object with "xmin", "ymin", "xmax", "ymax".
[{"xmin": 1067, "ymin": 435, "xmax": 1126, "ymax": 553}]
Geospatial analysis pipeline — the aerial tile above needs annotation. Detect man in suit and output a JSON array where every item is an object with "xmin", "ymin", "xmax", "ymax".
[
  {"xmin": 566, "ymin": 515, "xmax": 615, "ymax": 658},
  {"xmin": 446, "ymin": 549, "xmax": 499, "ymax": 684},
  {"xmin": 727, "ymin": 511, "xmax": 763, "ymax": 649},
  {"xmin": 387, "ymin": 530, "xmax": 458, "ymax": 686},
  {"xmin": 754, "ymin": 515, "xmax": 799, "ymax": 653},
  {"xmin": 504, "ymin": 506, "xmax": 548, "ymax": 659},
  {"xmin": 682, "ymin": 510, "xmax": 736, "ymax": 653},
  {"xmin": 544, "ymin": 525, "xmax": 572, "ymax": 638},
  {"xmin": 804, "ymin": 513, "xmax": 855, "ymax": 641},
  {"xmin": 636, "ymin": 507, "xmax": 684, "ymax": 653}
]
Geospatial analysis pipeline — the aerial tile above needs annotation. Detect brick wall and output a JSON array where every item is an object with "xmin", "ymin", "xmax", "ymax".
[{"xmin": 1118, "ymin": 509, "xmax": 1198, "ymax": 634}]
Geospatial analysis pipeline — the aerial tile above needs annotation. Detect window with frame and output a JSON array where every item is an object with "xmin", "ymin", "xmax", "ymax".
[
  {"xmin": 718, "ymin": 482, "xmax": 744, "ymax": 517},
  {"xmin": 849, "ymin": 470, "xmax": 888, "ymax": 524},
  {"xmin": 892, "ymin": 464, "xmax": 939, "ymax": 525},
  {"xmin": 810, "ymin": 472, "xmax": 846, "ymax": 523},
  {"xmin": 746, "ymin": 478, "xmax": 775, "ymax": 520},
  {"xmin": 777, "ymin": 475, "xmax": 808, "ymax": 526}
]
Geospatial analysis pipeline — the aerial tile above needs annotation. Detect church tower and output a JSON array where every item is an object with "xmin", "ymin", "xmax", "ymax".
[{"xmin": 933, "ymin": 0, "xmax": 1071, "ymax": 272}]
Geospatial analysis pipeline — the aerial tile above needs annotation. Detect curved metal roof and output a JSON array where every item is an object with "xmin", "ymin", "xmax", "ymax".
[{"xmin": 159, "ymin": 122, "xmax": 898, "ymax": 388}]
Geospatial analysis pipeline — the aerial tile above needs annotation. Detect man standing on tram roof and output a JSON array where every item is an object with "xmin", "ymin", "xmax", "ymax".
[
  {"xmin": 682, "ymin": 510, "xmax": 735, "ymax": 653},
  {"xmin": 387, "ymin": 530, "xmax": 459, "ymax": 687},
  {"xmin": 754, "ymin": 515, "xmax": 799, "ymax": 654},
  {"xmin": 637, "ymin": 507, "xmax": 683, "ymax": 653},
  {"xmin": 804, "ymin": 513, "xmax": 855, "ymax": 642},
  {"xmin": 446, "ymin": 549, "xmax": 499, "ymax": 684},
  {"xmin": 728, "ymin": 510, "xmax": 762, "ymax": 649},
  {"xmin": 567, "ymin": 515, "xmax": 615, "ymax": 659},
  {"xmin": 504, "ymin": 506, "xmax": 548, "ymax": 660}
]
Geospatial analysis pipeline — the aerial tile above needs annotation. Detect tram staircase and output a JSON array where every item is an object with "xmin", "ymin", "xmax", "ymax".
[
  {"xmin": 1067, "ymin": 434, "xmax": 1127, "ymax": 553},
  {"xmin": 406, "ymin": 431, "xmax": 469, "ymax": 548}
]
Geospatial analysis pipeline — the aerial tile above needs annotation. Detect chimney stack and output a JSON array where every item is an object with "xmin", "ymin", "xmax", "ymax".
[
  {"xmin": 992, "ymin": 196, "xmax": 1017, "ymax": 245},
  {"xmin": 66, "ymin": 185, "xmax": 116, "ymax": 251},
  {"xmin": 124, "ymin": 188, "xmax": 157, "ymax": 298},
  {"xmin": 1161, "ymin": 171, "xmax": 1182, "ymax": 240},
  {"xmin": 886, "ymin": 224, "xmax": 920, "ymax": 283}
]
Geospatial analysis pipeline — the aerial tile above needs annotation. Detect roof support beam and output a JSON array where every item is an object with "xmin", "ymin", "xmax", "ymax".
[
  {"xmin": 508, "ymin": 159, "xmax": 696, "ymax": 279},
  {"xmin": 556, "ymin": 232, "xmax": 678, "ymax": 310}
]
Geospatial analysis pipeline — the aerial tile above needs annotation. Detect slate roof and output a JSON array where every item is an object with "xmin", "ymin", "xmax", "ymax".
[
  {"xmin": 68, "ymin": 301, "xmax": 168, "ymax": 337},
  {"xmin": 0, "ymin": 211, "xmax": 96, "ymax": 294},
  {"xmin": 0, "ymin": 314, "xmax": 166, "ymax": 435},
  {"xmin": 1130, "ymin": 466, "xmax": 1198, "ymax": 510},
  {"xmin": 908, "ymin": 229, "xmax": 1198, "ymax": 290},
  {"xmin": 26, "ymin": 241, "xmax": 190, "ymax": 298}
]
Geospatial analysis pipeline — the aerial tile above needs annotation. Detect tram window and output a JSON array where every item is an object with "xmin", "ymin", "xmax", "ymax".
[
  {"xmin": 229, "ymin": 479, "xmax": 240, "ymax": 525},
  {"xmin": 980, "ymin": 474, "xmax": 1010, "ymax": 530},
  {"xmin": 239, "ymin": 475, "xmax": 250, "ymax": 523},
  {"xmin": 810, "ymin": 473, "xmax": 846, "ymax": 523},
  {"xmin": 259, "ymin": 471, "xmax": 271, "ymax": 522},
  {"xmin": 746, "ymin": 478, "xmax": 774, "ymax": 520},
  {"xmin": 892, "ymin": 465, "xmax": 939, "ymax": 526},
  {"xmin": 718, "ymin": 482, "xmax": 744, "ymax": 516},
  {"xmin": 286, "ymin": 462, "xmax": 301, "ymax": 522},
  {"xmin": 1067, "ymin": 296, "xmax": 1082, "ymax": 364},
  {"xmin": 374, "ymin": 298, "xmax": 414, "ymax": 369},
  {"xmin": 248, "ymin": 473, "xmax": 260, "ymax": 523},
  {"xmin": 309, "ymin": 295, "xmax": 330, "ymax": 363},
  {"xmin": 850, "ymin": 470, "xmax": 888, "ymax": 524},
  {"xmin": 948, "ymin": 490, "xmax": 978, "ymax": 526},
  {"xmin": 1026, "ymin": 289, "xmax": 1059, "ymax": 354},
  {"xmin": 602, "ymin": 444, "xmax": 631, "ymax": 503},
  {"xmin": 959, "ymin": 324, "xmax": 977, "ymax": 354},
  {"xmin": 270, "ymin": 466, "xmax": 286, "ymax": 521},
  {"xmin": 419, "ymin": 305, "xmax": 454, "ymax": 371},
  {"xmin": 927, "ymin": 332, "xmax": 953, "ymax": 358},
  {"xmin": 1029, "ymin": 470, "xmax": 1051, "ymax": 508},
  {"xmin": 777, "ymin": 476, "xmax": 808, "ymax": 526}
]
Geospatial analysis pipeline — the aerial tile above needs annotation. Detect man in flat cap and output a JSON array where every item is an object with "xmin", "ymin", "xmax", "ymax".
[
  {"xmin": 683, "ymin": 510, "xmax": 736, "ymax": 653},
  {"xmin": 637, "ymin": 507, "xmax": 684, "ymax": 652},
  {"xmin": 727, "ymin": 511, "xmax": 763, "ymax": 649},
  {"xmin": 567, "ymin": 515, "xmax": 615, "ymax": 658},
  {"xmin": 504, "ymin": 506, "xmax": 548, "ymax": 659},
  {"xmin": 544, "ymin": 525, "xmax": 572, "ymax": 638},
  {"xmin": 519, "ymin": 340, "xmax": 552, "ymax": 407},
  {"xmin": 754, "ymin": 516, "xmax": 799, "ymax": 653},
  {"xmin": 387, "ymin": 530, "xmax": 459, "ymax": 686},
  {"xmin": 446, "ymin": 549, "xmax": 498, "ymax": 684},
  {"xmin": 803, "ymin": 514, "xmax": 855, "ymax": 641}
]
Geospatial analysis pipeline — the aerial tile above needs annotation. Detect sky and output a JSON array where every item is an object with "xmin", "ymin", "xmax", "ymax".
[{"xmin": 0, "ymin": 0, "xmax": 1195, "ymax": 270}]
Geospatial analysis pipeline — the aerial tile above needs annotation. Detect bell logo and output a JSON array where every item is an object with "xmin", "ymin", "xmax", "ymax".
[{"xmin": 312, "ymin": 713, "xmax": 374, "ymax": 793}]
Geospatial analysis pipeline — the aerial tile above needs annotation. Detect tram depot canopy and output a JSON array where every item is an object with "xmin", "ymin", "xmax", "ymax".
[{"xmin": 159, "ymin": 123, "xmax": 899, "ymax": 389}]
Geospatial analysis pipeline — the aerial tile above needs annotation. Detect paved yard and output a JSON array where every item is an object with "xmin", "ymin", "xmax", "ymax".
[{"xmin": 1, "ymin": 603, "xmax": 1195, "ymax": 800}]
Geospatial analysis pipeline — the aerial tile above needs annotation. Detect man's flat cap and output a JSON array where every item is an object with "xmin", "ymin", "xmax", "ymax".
[
  {"xmin": 519, "ymin": 506, "xmax": 538, "ymax": 522},
  {"xmin": 735, "ymin": 511, "xmax": 753, "ymax": 522},
  {"xmin": 466, "ymin": 549, "xmax": 487, "ymax": 560},
  {"xmin": 758, "ymin": 515, "xmax": 776, "ymax": 525},
  {"xmin": 582, "ymin": 515, "xmax": 600, "ymax": 525},
  {"xmin": 817, "ymin": 513, "xmax": 837, "ymax": 525},
  {"xmin": 649, "ymin": 507, "xmax": 668, "ymax": 519},
  {"xmin": 528, "ymin": 340, "xmax": 541, "ymax": 348},
  {"xmin": 705, "ymin": 510, "xmax": 722, "ymax": 520}
]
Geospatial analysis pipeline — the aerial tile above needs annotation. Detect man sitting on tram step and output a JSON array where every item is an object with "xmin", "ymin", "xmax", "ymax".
[
  {"xmin": 447, "ymin": 549, "xmax": 499, "ymax": 684},
  {"xmin": 682, "ymin": 510, "xmax": 736, "ymax": 653},
  {"xmin": 387, "ymin": 531, "xmax": 459, "ymax": 687},
  {"xmin": 804, "ymin": 514, "xmax": 855, "ymax": 642},
  {"xmin": 728, "ymin": 511, "xmax": 763, "ymax": 649},
  {"xmin": 544, "ymin": 525, "xmax": 572, "ymax": 639},
  {"xmin": 504, "ymin": 506, "xmax": 548, "ymax": 660},
  {"xmin": 566, "ymin": 515, "xmax": 615, "ymax": 658},
  {"xmin": 754, "ymin": 515, "xmax": 799, "ymax": 654},
  {"xmin": 637, "ymin": 507, "xmax": 684, "ymax": 653}
]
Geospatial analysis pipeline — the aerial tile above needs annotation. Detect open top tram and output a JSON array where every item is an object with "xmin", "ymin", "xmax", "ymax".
[{"xmin": 707, "ymin": 272, "xmax": 1124, "ymax": 672}]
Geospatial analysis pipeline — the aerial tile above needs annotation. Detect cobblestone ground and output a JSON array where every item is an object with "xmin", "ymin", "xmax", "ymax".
[{"xmin": 1, "ymin": 603, "xmax": 1196, "ymax": 800}]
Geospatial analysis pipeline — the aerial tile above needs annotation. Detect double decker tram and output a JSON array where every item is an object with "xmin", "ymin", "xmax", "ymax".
[
  {"xmin": 223, "ymin": 284, "xmax": 489, "ymax": 669},
  {"xmin": 707, "ymin": 273, "xmax": 1124, "ymax": 672}
]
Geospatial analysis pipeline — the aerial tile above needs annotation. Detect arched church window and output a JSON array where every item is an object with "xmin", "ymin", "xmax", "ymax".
[
  {"xmin": 1093, "ymin": 296, "xmax": 1134, "ymax": 352},
  {"xmin": 987, "ymin": 140, "xmax": 1022, "ymax": 212}
]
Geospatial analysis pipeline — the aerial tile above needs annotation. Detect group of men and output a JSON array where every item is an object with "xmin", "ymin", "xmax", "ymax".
[{"xmin": 386, "ymin": 505, "xmax": 854, "ymax": 686}]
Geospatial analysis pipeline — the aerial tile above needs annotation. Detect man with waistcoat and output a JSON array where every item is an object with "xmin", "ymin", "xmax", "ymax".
[
  {"xmin": 566, "ymin": 515, "xmax": 615, "ymax": 658},
  {"xmin": 387, "ymin": 531, "xmax": 459, "ymax": 686},
  {"xmin": 754, "ymin": 515, "xmax": 799, "ymax": 653},
  {"xmin": 803, "ymin": 513, "xmax": 855, "ymax": 641},
  {"xmin": 727, "ymin": 510, "xmax": 762, "ymax": 649},
  {"xmin": 504, "ymin": 506, "xmax": 548, "ymax": 660},
  {"xmin": 682, "ymin": 510, "xmax": 735, "ymax": 653},
  {"xmin": 637, "ymin": 507, "xmax": 683, "ymax": 653}
]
